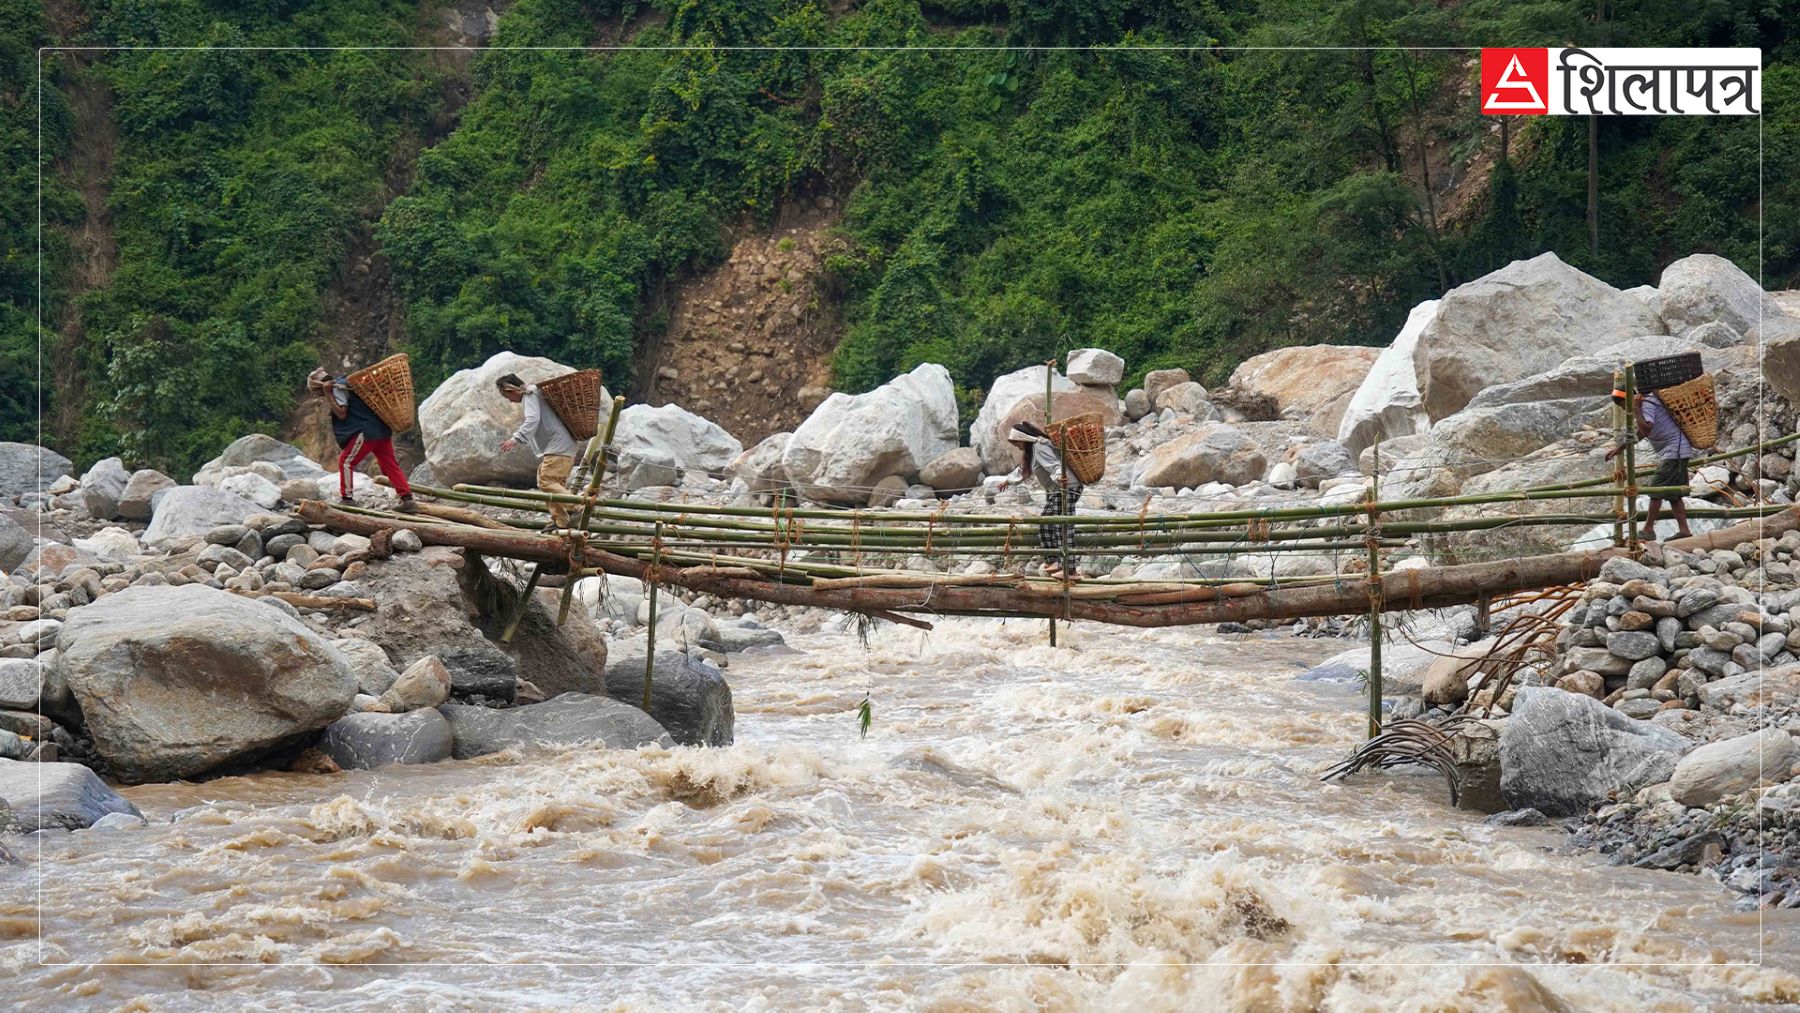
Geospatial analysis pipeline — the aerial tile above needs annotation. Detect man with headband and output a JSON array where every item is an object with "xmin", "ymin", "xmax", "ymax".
[{"xmin": 496, "ymin": 373, "xmax": 577, "ymax": 530}]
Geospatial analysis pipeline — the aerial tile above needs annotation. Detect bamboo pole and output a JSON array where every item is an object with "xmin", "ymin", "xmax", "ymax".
[
  {"xmin": 1623, "ymin": 366, "xmax": 1640, "ymax": 548},
  {"xmin": 557, "ymin": 395, "xmax": 626, "ymax": 625},
  {"xmin": 499, "ymin": 564, "xmax": 543, "ymax": 643},
  {"xmin": 1612, "ymin": 369, "xmax": 1626, "ymax": 549},
  {"xmin": 1366, "ymin": 440, "xmax": 1383, "ymax": 739},
  {"xmin": 1045, "ymin": 358, "xmax": 1059, "ymax": 648},
  {"xmin": 643, "ymin": 521, "xmax": 662, "ymax": 712}
]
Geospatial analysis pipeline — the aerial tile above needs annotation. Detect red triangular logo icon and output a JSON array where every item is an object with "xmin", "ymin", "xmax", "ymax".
[{"xmin": 1484, "ymin": 54, "xmax": 1545, "ymax": 112}]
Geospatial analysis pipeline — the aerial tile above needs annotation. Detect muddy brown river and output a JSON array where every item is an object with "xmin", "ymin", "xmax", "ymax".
[{"xmin": 3, "ymin": 619, "xmax": 1796, "ymax": 1010}]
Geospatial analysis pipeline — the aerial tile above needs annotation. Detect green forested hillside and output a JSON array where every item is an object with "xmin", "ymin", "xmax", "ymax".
[{"xmin": 10, "ymin": 0, "xmax": 1798, "ymax": 474}]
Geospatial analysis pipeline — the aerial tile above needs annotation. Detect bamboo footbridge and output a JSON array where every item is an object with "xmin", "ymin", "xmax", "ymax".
[
  {"xmin": 294, "ymin": 399, "xmax": 1800, "ymax": 634},
  {"xmin": 294, "ymin": 391, "xmax": 1796, "ymax": 737}
]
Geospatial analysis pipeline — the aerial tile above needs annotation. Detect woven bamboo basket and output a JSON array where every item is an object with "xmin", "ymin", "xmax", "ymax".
[
  {"xmin": 536, "ymin": 369, "xmax": 604, "ymax": 442},
  {"xmin": 345, "ymin": 353, "xmax": 415, "ymax": 435},
  {"xmin": 1045, "ymin": 411, "xmax": 1106, "ymax": 484},
  {"xmin": 1656, "ymin": 373, "xmax": 1718, "ymax": 451}
]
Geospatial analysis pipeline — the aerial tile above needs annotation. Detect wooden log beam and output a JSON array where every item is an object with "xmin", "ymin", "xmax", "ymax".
[
  {"xmin": 300, "ymin": 503, "xmax": 1628, "ymax": 627},
  {"xmin": 1662, "ymin": 506, "xmax": 1800, "ymax": 554},
  {"xmin": 227, "ymin": 587, "xmax": 377, "ymax": 611}
]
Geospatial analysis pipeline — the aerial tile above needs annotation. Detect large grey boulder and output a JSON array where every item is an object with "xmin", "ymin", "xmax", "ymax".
[
  {"xmin": 730, "ymin": 432, "xmax": 793, "ymax": 496},
  {"xmin": 418, "ymin": 352, "xmax": 601, "ymax": 487},
  {"xmin": 0, "ymin": 759, "xmax": 142, "ymax": 830},
  {"xmin": 0, "ymin": 443, "xmax": 73, "ymax": 498},
  {"xmin": 1656, "ymin": 253, "xmax": 1786, "ymax": 339},
  {"xmin": 1760, "ymin": 316, "xmax": 1800, "ymax": 405},
  {"xmin": 333, "ymin": 637, "xmax": 400, "ymax": 697},
  {"xmin": 1338, "ymin": 299, "xmax": 1439, "ymax": 454},
  {"xmin": 1500, "ymin": 686, "xmax": 1689, "ymax": 816},
  {"xmin": 351, "ymin": 549, "xmax": 516, "ymax": 703},
  {"xmin": 919, "ymin": 447, "xmax": 983, "ymax": 493},
  {"xmin": 1227, "ymin": 344, "xmax": 1379, "ymax": 435},
  {"xmin": 54, "ymin": 584, "xmax": 358, "ymax": 782},
  {"xmin": 192, "ymin": 434, "xmax": 326, "ymax": 486},
  {"xmin": 0, "ymin": 512, "xmax": 34, "ymax": 571},
  {"xmin": 79, "ymin": 457, "xmax": 131, "ymax": 520},
  {"xmin": 1465, "ymin": 336, "xmax": 1733, "ymax": 411},
  {"xmin": 438, "ymin": 693, "xmax": 672, "ymax": 759},
  {"xmin": 1668, "ymin": 728, "xmax": 1796, "ymax": 807},
  {"xmin": 615, "ymin": 403, "xmax": 743, "ymax": 482},
  {"xmin": 141, "ymin": 485, "xmax": 262, "ymax": 550},
  {"xmin": 1413, "ymin": 254, "xmax": 1663, "ymax": 423},
  {"xmin": 1135, "ymin": 423, "xmax": 1266, "ymax": 489},
  {"xmin": 117, "ymin": 469, "xmax": 176, "ymax": 521},
  {"xmin": 0, "ymin": 658, "xmax": 40, "ymax": 710},
  {"xmin": 603, "ymin": 650, "xmax": 734, "ymax": 747},
  {"xmin": 1291, "ymin": 440, "xmax": 1358, "ymax": 488},
  {"xmin": 318, "ymin": 709, "xmax": 454, "ymax": 770},
  {"xmin": 783, "ymin": 363, "xmax": 959, "ymax": 504}
]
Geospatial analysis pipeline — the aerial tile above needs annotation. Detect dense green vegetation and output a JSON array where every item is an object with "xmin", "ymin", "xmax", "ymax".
[
  {"xmin": 9, "ymin": 0, "xmax": 1798, "ymax": 474},
  {"xmin": 0, "ymin": 1, "xmax": 76, "ymax": 447}
]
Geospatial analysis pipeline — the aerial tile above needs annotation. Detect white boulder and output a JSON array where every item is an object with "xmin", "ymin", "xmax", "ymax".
[
  {"xmin": 1065, "ymin": 348, "xmax": 1124, "ymax": 386},
  {"xmin": 1657, "ymin": 253, "xmax": 1786, "ymax": 339},
  {"xmin": 1338, "ymin": 299, "xmax": 1439, "ymax": 455},
  {"xmin": 74, "ymin": 526, "xmax": 142, "ymax": 563},
  {"xmin": 730, "ymin": 432, "xmax": 793, "ymax": 495},
  {"xmin": 217, "ymin": 471, "xmax": 283, "ymax": 509},
  {"xmin": 615, "ymin": 403, "xmax": 743, "ymax": 482},
  {"xmin": 972, "ymin": 365, "xmax": 1078, "ymax": 473},
  {"xmin": 419, "ymin": 352, "xmax": 603, "ymax": 487},
  {"xmin": 1412, "ymin": 253, "xmax": 1663, "ymax": 423},
  {"xmin": 782, "ymin": 364, "xmax": 958, "ymax": 505}
]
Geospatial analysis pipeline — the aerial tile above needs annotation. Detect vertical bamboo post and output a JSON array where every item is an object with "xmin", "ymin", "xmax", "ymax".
[
  {"xmin": 1623, "ymin": 366, "xmax": 1640, "ymax": 548},
  {"xmin": 557, "ymin": 395, "xmax": 626, "ymax": 625},
  {"xmin": 1366, "ymin": 439, "xmax": 1383, "ymax": 739},
  {"xmin": 1044, "ymin": 357, "xmax": 1058, "ymax": 648},
  {"xmin": 643, "ymin": 521, "xmax": 663, "ymax": 712},
  {"xmin": 499, "ymin": 564, "xmax": 543, "ymax": 643},
  {"xmin": 1620, "ymin": 370, "xmax": 1634, "ymax": 550}
]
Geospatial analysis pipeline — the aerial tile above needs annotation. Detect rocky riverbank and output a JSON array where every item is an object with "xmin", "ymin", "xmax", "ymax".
[{"xmin": 3, "ymin": 249, "xmax": 1800, "ymax": 927}]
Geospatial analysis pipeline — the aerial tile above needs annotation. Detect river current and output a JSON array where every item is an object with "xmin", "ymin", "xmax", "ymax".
[{"xmin": 3, "ymin": 619, "xmax": 1796, "ymax": 1010}]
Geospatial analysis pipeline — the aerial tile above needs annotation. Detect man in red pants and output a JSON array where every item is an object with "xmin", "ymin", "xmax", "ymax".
[{"xmin": 309, "ymin": 368, "xmax": 418, "ymax": 513}]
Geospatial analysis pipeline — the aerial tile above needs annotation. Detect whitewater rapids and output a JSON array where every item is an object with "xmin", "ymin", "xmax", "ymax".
[{"xmin": 3, "ymin": 618, "xmax": 1796, "ymax": 1010}]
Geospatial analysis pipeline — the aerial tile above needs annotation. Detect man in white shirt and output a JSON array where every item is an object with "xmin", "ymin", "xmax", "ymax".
[{"xmin": 495, "ymin": 373, "xmax": 577, "ymax": 528}]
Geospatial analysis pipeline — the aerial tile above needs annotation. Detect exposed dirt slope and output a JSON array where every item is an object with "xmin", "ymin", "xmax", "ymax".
[
  {"xmin": 44, "ymin": 1, "xmax": 117, "ymax": 451},
  {"xmin": 634, "ymin": 199, "xmax": 846, "ymax": 446}
]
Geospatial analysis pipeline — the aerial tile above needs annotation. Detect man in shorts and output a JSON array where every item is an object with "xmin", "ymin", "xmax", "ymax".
[{"xmin": 1606, "ymin": 386, "xmax": 1693, "ymax": 541}]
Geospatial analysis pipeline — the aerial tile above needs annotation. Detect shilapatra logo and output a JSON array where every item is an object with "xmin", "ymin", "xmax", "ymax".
[
  {"xmin": 1480, "ymin": 48, "xmax": 1760, "ymax": 116},
  {"xmin": 1481, "ymin": 48, "xmax": 1548, "ymax": 115}
]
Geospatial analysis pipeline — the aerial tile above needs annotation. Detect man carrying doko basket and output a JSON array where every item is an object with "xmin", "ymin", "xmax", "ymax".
[
  {"xmin": 307, "ymin": 367, "xmax": 418, "ymax": 513},
  {"xmin": 496, "ymin": 373, "xmax": 578, "ymax": 529}
]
